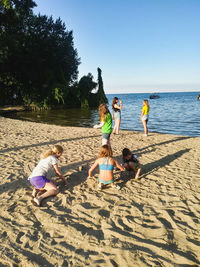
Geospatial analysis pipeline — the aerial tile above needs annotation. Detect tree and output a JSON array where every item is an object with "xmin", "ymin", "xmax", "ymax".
[
  {"xmin": 0, "ymin": 0, "xmax": 37, "ymax": 104},
  {"xmin": 0, "ymin": 1, "xmax": 107, "ymax": 109},
  {"xmin": 77, "ymin": 68, "xmax": 108, "ymax": 108},
  {"xmin": 19, "ymin": 14, "xmax": 80, "ymax": 106},
  {"xmin": 96, "ymin": 67, "xmax": 107, "ymax": 104},
  {"xmin": 78, "ymin": 73, "xmax": 97, "ymax": 108},
  {"xmin": 0, "ymin": 0, "xmax": 12, "ymax": 9},
  {"xmin": 0, "ymin": 0, "xmax": 80, "ymax": 107}
]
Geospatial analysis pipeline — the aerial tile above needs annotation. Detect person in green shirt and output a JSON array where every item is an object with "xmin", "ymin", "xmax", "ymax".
[{"xmin": 94, "ymin": 104, "xmax": 112, "ymax": 145}]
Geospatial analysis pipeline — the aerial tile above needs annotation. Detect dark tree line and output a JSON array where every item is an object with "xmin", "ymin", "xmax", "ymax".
[{"xmin": 0, "ymin": 0, "xmax": 107, "ymax": 108}]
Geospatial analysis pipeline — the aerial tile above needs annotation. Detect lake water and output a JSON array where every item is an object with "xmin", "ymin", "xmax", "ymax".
[{"xmin": 6, "ymin": 91, "xmax": 200, "ymax": 137}]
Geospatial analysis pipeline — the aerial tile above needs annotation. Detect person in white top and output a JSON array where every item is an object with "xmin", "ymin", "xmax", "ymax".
[{"xmin": 29, "ymin": 145, "xmax": 67, "ymax": 206}]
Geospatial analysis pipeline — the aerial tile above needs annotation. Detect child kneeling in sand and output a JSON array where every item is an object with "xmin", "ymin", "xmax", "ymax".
[
  {"xmin": 29, "ymin": 145, "xmax": 67, "ymax": 206},
  {"xmin": 88, "ymin": 145, "xmax": 124, "ymax": 190},
  {"xmin": 122, "ymin": 148, "xmax": 142, "ymax": 179}
]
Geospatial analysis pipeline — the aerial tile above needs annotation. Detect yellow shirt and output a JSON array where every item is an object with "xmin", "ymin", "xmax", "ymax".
[{"xmin": 142, "ymin": 105, "xmax": 149, "ymax": 115}]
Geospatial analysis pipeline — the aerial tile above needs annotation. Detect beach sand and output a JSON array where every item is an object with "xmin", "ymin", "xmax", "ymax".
[{"xmin": 0, "ymin": 116, "xmax": 200, "ymax": 266}]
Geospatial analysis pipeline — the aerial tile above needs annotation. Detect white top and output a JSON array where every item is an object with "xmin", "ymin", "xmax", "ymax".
[{"xmin": 29, "ymin": 155, "xmax": 58, "ymax": 179}]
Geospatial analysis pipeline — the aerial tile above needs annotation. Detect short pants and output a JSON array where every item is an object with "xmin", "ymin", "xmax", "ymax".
[
  {"xmin": 142, "ymin": 115, "xmax": 149, "ymax": 121},
  {"xmin": 102, "ymin": 132, "xmax": 111, "ymax": 140},
  {"xmin": 113, "ymin": 111, "xmax": 121, "ymax": 120},
  {"xmin": 30, "ymin": 176, "xmax": 50, "ymax": 189}
]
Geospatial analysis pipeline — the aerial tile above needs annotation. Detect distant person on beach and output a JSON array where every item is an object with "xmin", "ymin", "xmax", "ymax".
[
  {"xmin": 140, "ymin": 99, "xmax": 149, "ymax": 136},
  {"xmin": 122, "ymin": 148, "xmax": 142, "ymax": 179},
  {"xmin": 88, "ymin": 145, "xmax": 124, "ymax": 190},
  {"xmin": 112, "ymin": 97, "xmax": 122, "ymax": 135},
  {"xmin": 94, "ymin": 104, "xmax": 112, "ymax": 145},
  {"xmin": 29, "ymin": 145, "xmax": 67, "ymax": 206}
]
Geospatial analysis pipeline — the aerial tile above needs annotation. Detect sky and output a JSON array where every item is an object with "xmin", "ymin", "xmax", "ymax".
[{"xmin": 33, "ymin": 0, "xmax": 200, "ymax": 94}]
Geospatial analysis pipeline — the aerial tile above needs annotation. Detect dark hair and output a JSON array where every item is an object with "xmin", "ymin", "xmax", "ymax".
[
  {"xmin": 112, "ymin": 97, "xmax": 119, "ymax": 110},
  {"xmin": 122, "ymin": 148, "xmax": 131, "ymax": 159}
]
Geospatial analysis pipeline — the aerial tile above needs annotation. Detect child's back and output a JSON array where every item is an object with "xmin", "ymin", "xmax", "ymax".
[
  {"xmin": 29, "ymin": 155, "xmax": 58, "ymax": 179},
  {"xmin": 88, "ymin": 145, "xmax": 124, "ymax": 190},
  {"xmin": 98, "ymin": 156, "xmax": 114, "ymax": 182}
]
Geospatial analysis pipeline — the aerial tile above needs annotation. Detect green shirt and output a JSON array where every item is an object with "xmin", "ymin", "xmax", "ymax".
[{"xmin": 102, "ymin": 113, "xmax": 112, "ymax": 133}]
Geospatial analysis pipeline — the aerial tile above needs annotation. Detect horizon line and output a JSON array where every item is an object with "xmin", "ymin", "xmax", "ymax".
[{"xmin": 106, "ymin": 90, "xmax": 200, "ymax": 95}]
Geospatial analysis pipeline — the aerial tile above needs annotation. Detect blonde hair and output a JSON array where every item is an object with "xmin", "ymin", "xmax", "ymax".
[
  {"xmin": 143, "ymin": 99, "xmax": 149, "ymax": 108},
  {"xmin": 40, "ymin": 145, "xmax": 63, "ymax": 159},
  {"xmin": 98, "ymin": 145, "xmax": 113, "ymax": 158},
  {"xmin": 98, "ymin": 104, "xmax": 110, "ymax": 122}
]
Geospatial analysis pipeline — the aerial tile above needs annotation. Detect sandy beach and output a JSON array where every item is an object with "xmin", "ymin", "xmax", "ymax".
[{"xmin": 0, "ymin": 116, "xmax": 200, "ymax": 266}]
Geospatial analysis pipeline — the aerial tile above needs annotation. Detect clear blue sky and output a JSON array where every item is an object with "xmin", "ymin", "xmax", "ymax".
[{"xmin": 33, "ymin": 0, "xmax": 200, "ymax": 94}]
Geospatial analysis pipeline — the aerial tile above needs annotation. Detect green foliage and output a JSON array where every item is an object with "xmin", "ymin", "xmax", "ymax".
[
  {"xmin": 97, "ymin": 67, "xmax": 108, "ymax": 104},
  {"xmin": 77, "ymin": 70, "xmax": 108, "ymax": 109},
  {"xmin": 81, "ymin": 99, "xmax": 89, "ymax": 109},
  {"xmin": 0, "ymin": 0, "xmax": 80, "ymax": 107},
  {"xmin": 54, "ymin": 87, "xmax": 64, "ymax": 104},
  {"xmin": 78, "ymin": 73, "xmax": 97, "ymax": 108},
  {"xmin": 0, "ymin": 1, "xmax": 107, "ymax": 109},
  {"xmin": 78, "ymin": 73, "xmax": 98, "ymax": 108},
  {"xmin": 0, "ymin": 0, "xmax": 11, "ymax": 9}
]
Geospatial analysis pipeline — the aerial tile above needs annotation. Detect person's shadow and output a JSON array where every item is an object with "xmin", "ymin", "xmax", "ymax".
[{"xmin": 117, "ymin": 148, "xmax": 190, "ymax": 188}]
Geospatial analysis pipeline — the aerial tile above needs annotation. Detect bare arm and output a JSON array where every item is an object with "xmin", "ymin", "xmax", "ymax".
[
  {"xmin": 88, "ymin": 160, "xmax": 99, "ymax": 177},
  {"xmin": 140, "ymin": 109, "xmax": 144, "ymax": 120},
  {"xmin": 114, "ymin": 159, "xmax": 125, "ymax": 171},
  {"xmin": 114, "ymin": 101, "xmax": 122, "ymax": 110},
  {"xmin": 93, "ymin": 121, "xmax": 105, "ymax": 129},
  {"xmin": 53, "ymin": 164, "xmax": 66, "ymax": 184},
  {"xmin": 135, "ymin": 163, "xmax": 142, "ymax": 179}
]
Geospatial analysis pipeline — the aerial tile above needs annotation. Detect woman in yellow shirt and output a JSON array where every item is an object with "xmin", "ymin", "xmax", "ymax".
[{"xmin": 140, "ymin": 100, "xmax": 149, "ymax": 136}]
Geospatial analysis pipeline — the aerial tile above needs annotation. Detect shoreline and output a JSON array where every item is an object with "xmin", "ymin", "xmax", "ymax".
[
  {"xmin": 1, "ymin": 113, "xmax": 196, "ymax": 138},
  {"xmin": 0, "ymin": 117, "xmax": 200, "ymax": 266},
  {"xmin": 0, "ymin": 105, "xmax": 26, "ymax": 115}
]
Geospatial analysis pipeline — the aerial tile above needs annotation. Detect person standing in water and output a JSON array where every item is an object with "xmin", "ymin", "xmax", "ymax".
[
  {"xmin": 140, "ymin": 99, "xmax": 149, "ymax": 136},
  {"xmin": 112, "ymin": 97, "xmax": 122, "ymax": 135}
]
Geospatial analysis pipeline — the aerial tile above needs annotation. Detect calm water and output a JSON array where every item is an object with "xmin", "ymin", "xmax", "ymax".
[{"xmin": 6, "ymin": 91, "xmax": 200, "ymax": 137}]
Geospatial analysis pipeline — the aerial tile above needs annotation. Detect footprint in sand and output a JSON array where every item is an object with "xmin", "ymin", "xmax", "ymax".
[
  {"xmin": 16, "ymin": 232, "xmax": 25, "ymax": 244},
  {"xmin": 98, "ymin": 209, "xmax": 110, "ymax": 218}
]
